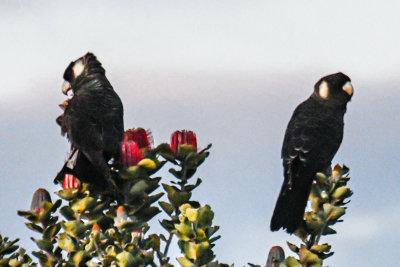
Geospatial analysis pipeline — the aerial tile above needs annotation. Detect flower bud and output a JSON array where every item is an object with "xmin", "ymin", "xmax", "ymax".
[
  {"xmin": 137, "ymin": 158, "xmax": 156, "ymax": 170},
  {"xmin": 132, "ymin": 230, "xmax": 142, "ymax": 239},
  {"xmin": 63, "ymin": 174, "xmax": 80, "ymax": 190},
  {"xmin": 332, "ymin": 187, "xmax": 352, "ymax": 200},
  {"xmin": 30, "ymin": 188, "xmax": 51, "ymax": 214},
  {"xmin": 266, "ymin": 246, "xmax": 285, "ymax": 267},
  {"xmin": 92, "ymin": 223, "xmax": 100, "ymax": 232},
  {"xmin": 114, "ymin": 206, "xmax": 128, "ymax": 228}
]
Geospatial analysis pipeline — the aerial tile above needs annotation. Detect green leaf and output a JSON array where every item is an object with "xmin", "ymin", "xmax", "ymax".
[
  {"xmin": 119, "ymin": 221, "xmax": 137, "ymax": 230},
  {"xmin": 159, "ymin": 201, "xmax": 174, "ymax": 215},
  {"xmin": 58, "ymin": 233, "xmax": 78, "ymax": 252},
  {"xmin": 287, "ymin": 242, "xmax": 299, "ymax": 253},
  {"xmin": 0, "ymin": 244, "xmax": 19, "ymax": 255},
  {"xmin": 145, "ymin": 192, "xmax": 164, "ymax": 206},
  {"xmin": 310, "ymin": 243, "xmax": 331, "ymax": 253},
  {"xmin": 129, "ymin": 180, "xmax": 148, "ymax": 197},
  {"xmin": 328, "ymin": 206, "xmax": 346, "ymax": 221},
  {"xmin": 160, "ymin": 219, "xmax": 175, "ymax": 232},
  {"xmin": 184, "ymin": 178, "xmax": 203, "ymax": 192},
  {"xmin": 32, "ymin": 238, "xmax": 53, "ymax": 253},
  {"xmin": 85, "ymin": 239, "xmax": 96, "ymax": 253},
  {"xmin": 184, "ymin": 152, "xmax": 201, "ymax": 169},
  {"xmin": 175, "ymin": 220, "xmax": 195, "ymax": 240},
  {"xmin": 284, "ymin": 256, "xmax": 302, "ymax": 267},
  {"xmin": 208, "ymin": 235, "xmax": 221, "ymax": 244},
  {"xmin": 154, "ymin": 143, "xmax": 174, "ymax": 154},
  {"xmin": 197, "ymin": 205, "xmax": 214, "ymax": 228},
  {"xmin": 17, "ymin": 210, "xmax": 39, "ymax": 223},
  {"xmin": 61, "ymin": 220, "xmax": 87, "ymax": 238},
  {"xmin": 56, "ymin": 189, "xmax": 77, "ymax": 201},
  {"xmin": 73, "ymin": 250, "xmax": 91, "ymax": 265},
  {"xmin": 177, "ymin": 257, "xmax": 195, "ymax": 267},
  {"xmin": 299, "ymin": 245, "xmax": 322, "ymax": 265},
  {"xmin": 185, "ymin": 208, "xmax": 198, "ymax": 222},
  {"xmin": 323, "ymin": 203, "xmax": 334, "ymax": 216},
  {"xmin": 322, "ymin": 226, "xmax": 337, "ymax": 235},
  {"xmin": 49, "ymin": 199, "xmax": 62, "ymax": 212},
  {"xmin": 138, "ymin": 158, "xmax": 157, "ymax": 170},
  {"xmin": 60, "ymin": 206, "xmax": 76, "ymax": 220},
  {"xmin": 315, "ymin": 172, "xmax": 328, "ymax": 185},
  {"xmin": 163, "ymin": 184, "xmax": 192, "ymax": 208},
  {"xmin": 25, "ymin": 223, "xmax": 43, "ymax": 234},
  {"xmin": 319, "ymin": 251, "xmax": 335, "ymax": 260},
  {"xmin": 332, "ymin": 187, "xmax": 352, "ymax": 200},
  {"xmin": 43, "ymin": 224, "xmax": 61, "ymax": 240},
  {"xmin": 116, "ymin": 251, "xmax": 135, "ymax": 267},
  {"xmin": 177, "ymin": 145, "xmax": 196, "ymax": 159},
  {"xmin": 71, "ymin": 197, "xmax": 97, "ymax": 213},
  {"xmin": 184, "ymin": 241, "xmax": 210, "ymax": 260},
  {"xmin": 169, "ymin": 168, "xmax": 181, "ymax": 179},
  {"xmin": 92, "ymin": 202, "xmax": 109, "ymax": 214},
  {"xmin": 143, "ymin": 234, "xmax": 160, "ymax": 251},
  {"xmin": 145, "ymin": 177, "xmax": 162, "ymax": 194},
  {"xmin": 135, "ymin": 207, "xmax": 161, "ymax": 222},
  {"xmin": 126, "ymin": 165, "xmax": 149, "ymax": 180}
]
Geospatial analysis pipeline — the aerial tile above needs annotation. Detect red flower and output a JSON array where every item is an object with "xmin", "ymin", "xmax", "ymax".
[
  {"xmin": 30, "ymin": 188, "xmax": 52, "ymax": 214},
  {"xmin": 125, "ymin": 128, "xmax": 152, "ymax": 149},
  {"xmin": 63, "ymin": 174, "xmax": 80, "ymax": 190},
  {"xmin": 170, "ymin": 130, "xmax": 197, "ymax": 154},
  {"xmin": 119, "ymin": 140, "xmax": 142, "ymax": 168}
]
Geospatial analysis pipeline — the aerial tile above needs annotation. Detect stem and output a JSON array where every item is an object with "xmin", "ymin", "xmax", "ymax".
[
  {"xmin": 307, "ymin": 234, "xmax": 316, "ymax": 249},
  {"xmin": 94, "ymin": 240, "xmax": 105, "ymax": 259},
  {"xmin": 163, "ymin": 233, "xmax": 174, "ymax": 257},
  {"xmin": 315, "ymin": 219, "xmax": 329, "ymax": 245},
  {"xmin": 156, "ymin": 249, "xmax": 164, "ymax": 266}
]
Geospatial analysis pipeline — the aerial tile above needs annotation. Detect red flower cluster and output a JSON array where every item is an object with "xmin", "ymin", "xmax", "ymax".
[
  {"xmin": 120, "ymin": 141, "xmax": 142, "ymax": 169},
  {"xmin": 63, "ymin": 174, "xmax": 80, "ymax": 190},
  {"xmin": 170, "ymin": 130, "xmax": 197, "ymax": 153},
  {"xmin": 125, "ymin": 128, "xmax": 152, "ymax": 149},
  {"xmin": 119, "ymin": 128, "xmax": 152, "ymax": 168}
]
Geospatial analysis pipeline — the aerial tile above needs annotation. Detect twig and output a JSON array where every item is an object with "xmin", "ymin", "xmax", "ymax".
[{"xmin": 163, "ymin": 232, "xmax": 174, "ymax": 258}]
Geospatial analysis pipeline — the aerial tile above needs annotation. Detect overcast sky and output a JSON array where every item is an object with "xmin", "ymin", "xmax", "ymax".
[{"xmin": 1, "ymin": 1, "xmax": 400, "ymax": 266}]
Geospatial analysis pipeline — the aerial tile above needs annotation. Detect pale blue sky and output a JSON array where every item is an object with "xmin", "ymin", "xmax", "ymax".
[{"xmin": 1, "ymin": 1, "xmax": 399, "ymax": 266}]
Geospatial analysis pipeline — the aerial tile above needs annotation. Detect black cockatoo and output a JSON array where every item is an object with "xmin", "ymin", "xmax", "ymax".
[
  {"xmin": 270, "ymin": 72, "xmax": 353, "ymax": 233},
  {"xmin": 55, "ymin": 53, "xmax": 124, "ymax": 189}
]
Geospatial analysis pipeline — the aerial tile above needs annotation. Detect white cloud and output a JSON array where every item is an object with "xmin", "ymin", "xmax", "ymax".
[{"xmin": 339, "ymin": 205, "xmax": 400, "ymax": 241}]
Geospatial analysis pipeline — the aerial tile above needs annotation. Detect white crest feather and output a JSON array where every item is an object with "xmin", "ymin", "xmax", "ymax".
[
  {"xmin": 72, "ymin": 60, "xmax": 85, "ymax": 78},
  {"xmin": 319, "ymin": 81, "xmax": 329, "ymax": 99}
]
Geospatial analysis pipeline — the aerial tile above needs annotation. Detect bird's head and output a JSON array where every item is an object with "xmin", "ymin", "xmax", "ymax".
[
  {"xmin": 313, "ymin": 72, "xmax": 353, "ymax": 106},
  {"xmin": 61, "ymin": 52, "xmax": 105, "ymax": 95}
]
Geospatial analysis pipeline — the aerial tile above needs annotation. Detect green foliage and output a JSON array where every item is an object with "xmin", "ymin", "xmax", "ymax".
[
  {"xmin": 13, "ymin": 135, "xmax": 232, "ymax": 266},
  {"xmin": 0, "ymin": 234, "xmax": 35, "ymax": 266},
  {"xmin": 6, "ymin": 129, "xmax": 353, "ymax": 267},
  {"xmin": 264, "ymin": 164, "xmax": 353, "ymax": 267}
]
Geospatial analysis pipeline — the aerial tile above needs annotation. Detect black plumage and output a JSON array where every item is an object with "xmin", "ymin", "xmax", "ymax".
[
  {"xmin": 55, "ymin": 53, "xmax": 124, "ymax": 189},
  {"xmin": 270, "ymin": 72, "xmax": 353, "ymax": 233}
]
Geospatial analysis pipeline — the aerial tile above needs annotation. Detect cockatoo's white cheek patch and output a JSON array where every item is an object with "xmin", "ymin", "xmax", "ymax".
[
  {"xmin": 319, "ymin": 81, "xmax": 329, "ymax": 99},
  {"xmin": 72, "ymin": 60, "xmax": 85, "ymax": 78},
  {"xmin": 342, "ymin": 81, "xmax": 353, "ymax": 96}
]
